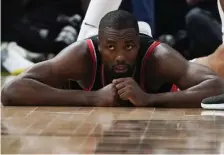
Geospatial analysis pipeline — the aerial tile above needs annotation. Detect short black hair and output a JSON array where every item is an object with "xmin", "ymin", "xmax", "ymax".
[{"xmin": 99, "ymin": 10, "xmax": 139, "ymax": 33}]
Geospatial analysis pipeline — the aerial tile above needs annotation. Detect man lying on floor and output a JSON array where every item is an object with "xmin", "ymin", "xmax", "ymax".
[{"xmin": 1, "ymin": 10, "xmax": 224, "ymax": 108}]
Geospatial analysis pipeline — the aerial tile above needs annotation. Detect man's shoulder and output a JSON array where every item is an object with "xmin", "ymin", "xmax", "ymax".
[
  {"xmin": 144, "ymin": 43, "xmax": 187, "ymax": 70},
  {"xmin": 151, "ymin": 43, "xmax": 178, "ymax": 60},
  {"xmin": 53, "ymin": 39, "xmax": 92, "ymax": 66}
]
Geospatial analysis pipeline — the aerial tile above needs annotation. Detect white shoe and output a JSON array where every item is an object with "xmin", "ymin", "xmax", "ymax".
[
  {"xmin": 201, "ymin": 94, "xmax": 224, "ymax": 110},
  {"xmin": 1, "ymin": 42, "xmax": 34, "ymax": 75}
]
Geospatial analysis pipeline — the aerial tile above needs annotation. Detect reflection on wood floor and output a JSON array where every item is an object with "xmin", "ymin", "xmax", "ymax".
[{"xmin": 1, "ymin": 107, "xmax": 224, "ymax": 154}]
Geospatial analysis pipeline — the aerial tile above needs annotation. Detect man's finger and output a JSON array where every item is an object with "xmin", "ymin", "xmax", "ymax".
[
  {"xmin": 112, "ymin": 78, "xmax": 127, "ymax": 84},
  {"xmin": 117, "ymin": 87, "xmax": 126, "ymax": 95},
  {"xmin": 119, "ymin": 92, "xmax": 129, "ymax": 101},
  {"xmin": 115, "ymin": 82, "xmax": 126, "ymax": 90}
]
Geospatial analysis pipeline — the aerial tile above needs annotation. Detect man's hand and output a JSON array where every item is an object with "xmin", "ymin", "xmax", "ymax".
[
  {"xmin": 112, "ymin": 78, "xmax": 148, "ymax": 106},
  {"xmin": 95, "ymin": 84, "xmax": 119, "ymax": 107}
]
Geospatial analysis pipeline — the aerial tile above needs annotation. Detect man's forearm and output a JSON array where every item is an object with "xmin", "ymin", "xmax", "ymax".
[
  {"xmin": 1, "ymin": 78, "xmax": 98, "ymax": 106},
  {"xmin": 146, "ymin": 78, "xmax": 224, "ymax": 108}
]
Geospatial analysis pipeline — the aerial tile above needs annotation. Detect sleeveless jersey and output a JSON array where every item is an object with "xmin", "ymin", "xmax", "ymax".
[{"xmin": 70, "ymin": 34, "xmax": 177, "ymax": 93}]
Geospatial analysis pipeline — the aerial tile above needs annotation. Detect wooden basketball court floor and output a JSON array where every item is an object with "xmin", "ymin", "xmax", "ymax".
[{"xmin": 1, "ymin": 76, "xmax": 224, "ymax": 154}]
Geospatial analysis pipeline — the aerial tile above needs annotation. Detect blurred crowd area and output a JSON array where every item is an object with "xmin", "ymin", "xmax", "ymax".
[{"xmin": 1, "ymin": 0, "xmax": 223, "ymax": 74}]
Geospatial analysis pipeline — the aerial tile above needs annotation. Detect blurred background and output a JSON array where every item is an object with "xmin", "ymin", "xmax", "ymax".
[{"xmin": 1, "ymin": 0, "xmax": 223, "ymax": 76}]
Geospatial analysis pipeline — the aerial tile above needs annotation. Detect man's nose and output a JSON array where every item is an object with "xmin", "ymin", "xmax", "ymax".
[{"xmin": 115, "ymin": 55, "xmax": 125, "ymax": 64}]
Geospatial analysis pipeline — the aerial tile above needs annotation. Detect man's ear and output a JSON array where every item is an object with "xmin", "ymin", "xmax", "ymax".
[
  {"xmin": 98, "ymin": 46, "xmax": 102, "ymax": 53},
  {"xmin": 97, "ymin": 37, "xmax": 101, "ymax": 52}
]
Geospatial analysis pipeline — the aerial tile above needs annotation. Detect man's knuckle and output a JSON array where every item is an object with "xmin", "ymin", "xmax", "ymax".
[{"xmin": 127, "ymin": 77, "xmax": 132, "ymax": 81}]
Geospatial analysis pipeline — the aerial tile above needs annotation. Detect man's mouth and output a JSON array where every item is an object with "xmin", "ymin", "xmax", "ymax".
[{"xmin": 113, "ymin": 65, "xmax": 128, "ymax": 73}]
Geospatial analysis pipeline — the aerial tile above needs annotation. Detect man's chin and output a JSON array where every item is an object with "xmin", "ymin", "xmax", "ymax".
[{"xmin": 112, "ymin": 72, "xmax": 131, "ymax": 79}]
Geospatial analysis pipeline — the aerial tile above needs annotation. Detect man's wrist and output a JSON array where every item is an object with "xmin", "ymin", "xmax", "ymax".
[
  {"xmin": 86, "ymin": 91, "xmax": 100, "ymax": 106},
  {"xmin": 70, "ymin": 90, "xmax": 99, "ymax": 106},
  {"xmin": 142, "ymin": 93, "xmax": 155, "ymax": 107}
]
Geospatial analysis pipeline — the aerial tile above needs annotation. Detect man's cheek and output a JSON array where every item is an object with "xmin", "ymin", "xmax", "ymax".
[{"xmin": 127, "ymin": 55, "xmax": 137, "ymax": 64}]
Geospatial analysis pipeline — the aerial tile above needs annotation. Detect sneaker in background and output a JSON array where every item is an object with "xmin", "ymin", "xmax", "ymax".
[{"xmin": 201, "ymin": 94, "xmax": 224, "ymax": 110}]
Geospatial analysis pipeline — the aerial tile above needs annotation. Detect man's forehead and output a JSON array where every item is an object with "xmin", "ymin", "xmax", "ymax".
[
  {"xmin": 103, "ymin": 27, "xmax": 136, "ymax": 33},
  {"xmin": 99, "ymin": 27, "xmax": 138, "ymax": 40}
]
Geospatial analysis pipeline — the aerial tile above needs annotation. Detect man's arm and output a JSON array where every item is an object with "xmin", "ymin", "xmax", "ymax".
[
  {"xmin": 1, "ymin": 41, "xmax": 98, "ymax": 106},
  {"xmin": 146, "ymin": 43, "xmax": 224, "ymax": 108}
]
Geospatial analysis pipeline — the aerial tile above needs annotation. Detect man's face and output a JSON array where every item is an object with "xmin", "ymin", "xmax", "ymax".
[{"xmin": 99, "ymin": 28, "xmax": 140, "ymax": 78}]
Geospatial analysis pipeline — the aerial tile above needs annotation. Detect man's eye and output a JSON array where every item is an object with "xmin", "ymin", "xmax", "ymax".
[
  {"xmin": 126, "ymin": 45, "xmax": 133, "ymax": 50},
  {"xmin": 108, "ymin": 45, "xmax": 115, "ymax": 50}
]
